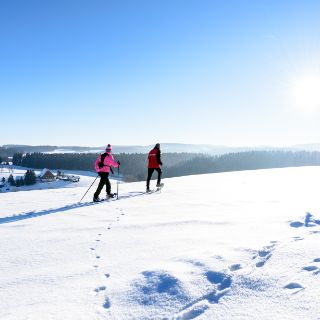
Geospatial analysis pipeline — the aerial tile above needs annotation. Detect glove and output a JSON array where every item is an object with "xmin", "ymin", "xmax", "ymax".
[{"xmin": 117, "ymin": 160, "xmax": 121, "ymax": 165}]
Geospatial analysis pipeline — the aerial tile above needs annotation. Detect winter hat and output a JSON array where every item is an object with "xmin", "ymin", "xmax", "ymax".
[
  {"xmin": 105, "ymin": 144, "xmax": 112, "ymax": 152},
  {"xmin": 155, "ymin": 143, "xmax": 160, "ymax": 149}
]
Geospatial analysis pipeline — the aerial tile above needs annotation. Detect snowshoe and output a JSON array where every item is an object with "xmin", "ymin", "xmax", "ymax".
[{"xmin": 93, "ymin": 197, "xmax": 102, "ymax": 202}]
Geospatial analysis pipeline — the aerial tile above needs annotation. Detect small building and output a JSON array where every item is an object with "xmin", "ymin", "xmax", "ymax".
[
  {"xmin": 39, "ymin": 169, "xmax": 55, "ymax": 182},
  {"xmin": 56, "ymin": 171, "xmax": 68, "ymax": 181},
  {"xmin": 69, "ymin": 175, "xmax": 80, "ymax": 182},
  {"xmin": 56, "ymin": 171, "xmax": 80, "ymax": 182}
]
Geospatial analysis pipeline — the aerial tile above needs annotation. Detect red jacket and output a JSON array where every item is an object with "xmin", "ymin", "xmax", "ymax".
[{"xmin": 148, "ymin": 148, "xmax": 162, "ymax": 168}]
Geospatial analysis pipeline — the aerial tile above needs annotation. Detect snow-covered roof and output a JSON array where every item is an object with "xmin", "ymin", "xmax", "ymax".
[{"xmin": 39, "ymin": 168, "xmax": 53, "ymax": 178}]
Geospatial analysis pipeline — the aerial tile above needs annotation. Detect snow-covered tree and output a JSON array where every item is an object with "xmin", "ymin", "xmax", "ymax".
[
  {"xmin": 24, "ymin": 170, "xmax": 37, "ymax": 185},
  {"xmin": 8, "ymin": 174, "xmax": 15, "ymax": 186}
]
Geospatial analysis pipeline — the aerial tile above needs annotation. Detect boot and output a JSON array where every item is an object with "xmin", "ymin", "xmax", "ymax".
[{"xmin": 93, "ymin": 196, "xmax": 100, "ymax": 202}]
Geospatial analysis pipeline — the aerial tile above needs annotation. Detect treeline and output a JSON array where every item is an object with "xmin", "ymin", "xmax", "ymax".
[
  {"xmin": 0, "ymin": 145, "xmax": 100, "ymax": 159},
  {"xmin": 164, "ymin": 150, "xmax": 320, "ymax": 178},
  {"xmin": 13, "ymin": 152, "xmax": 199, "ymax": 181},
  {"xmin": 5, "ymin": 170, "xmax": 37, "ymax": 187},
  {"xmin": 10, "ymin": 150, "xmax": 320, "ymax": 182},
  {"xmin": 0, "ymin": 147, "xmax": 20, "ymax": 162},
  {"xmin": 14, "ymin": 152, "xmax": 98, "ymax": 171}
]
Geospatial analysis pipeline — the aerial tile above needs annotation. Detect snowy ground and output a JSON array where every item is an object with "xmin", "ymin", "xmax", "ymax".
[
  {"xmin": 0, "ymin": 167, "xmax": 113, "ymax": 193},
  {"xmin": 0, "ymin": 167, "xmax": 320, "ymax": 320}
]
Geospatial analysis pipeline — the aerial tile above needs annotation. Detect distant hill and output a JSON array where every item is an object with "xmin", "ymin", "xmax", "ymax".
[
  {"xmin": 291, "ymin": 143, "xmax": 320, "ymax": 152},
  {"xmin": 2, "ymin": 143, "xmax": 281, "ymax": 155},
  {"xmin": 3, "ymin": 143, "xmax": 320, "ymax": 155}
]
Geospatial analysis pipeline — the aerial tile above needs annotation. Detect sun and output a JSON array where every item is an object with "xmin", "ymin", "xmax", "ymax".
[{"xmin": 290, "ymin": 73, "xmax": 320, "ymax": 112}]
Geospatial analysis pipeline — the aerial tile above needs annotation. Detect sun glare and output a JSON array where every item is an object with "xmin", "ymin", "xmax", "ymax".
[{"xmin": 290, "ymin": 74, "xmax": 320, "ymax": 112}]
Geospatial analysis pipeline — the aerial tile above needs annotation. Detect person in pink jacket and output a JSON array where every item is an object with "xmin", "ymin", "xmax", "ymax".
[{"xmin": 93, "ymin": 144, "xmax": 120, "ymax": 202}]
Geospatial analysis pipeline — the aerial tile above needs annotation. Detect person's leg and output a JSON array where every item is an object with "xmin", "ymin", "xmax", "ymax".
[
  {"xmin": 94, "ymin": 173, "xmax": 106, "ymax": 199},
  {"xmin": 146, "ymin": 168, "xmax": 154, "ymax": 190},
  {"xmin": 156, "ymin": 168, "xmax": 162, "ymax": 186},
  {"xmin": 104, "ymin": 172, "xmax": 112, "ymax": 195}
]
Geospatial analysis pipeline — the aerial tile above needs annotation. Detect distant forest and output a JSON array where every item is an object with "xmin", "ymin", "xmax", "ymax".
[
  {"xmin": 7, "ymin": 150, "xmax": 320, "ymax": 182},
  {"xmin": 0, "ymin": 146, "xmax": 57, "ymax": 158}
]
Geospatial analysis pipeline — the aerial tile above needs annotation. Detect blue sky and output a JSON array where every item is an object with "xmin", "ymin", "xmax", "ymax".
[{"xmin": 1, "ymin": 0, "xmax": 320, "ymax": 147}]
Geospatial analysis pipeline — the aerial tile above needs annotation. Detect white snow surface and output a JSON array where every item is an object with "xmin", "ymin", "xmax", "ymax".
[
  {"xmin": 0, "ymin": 167, "xmax": 105, "ymax": 193},
  {"xmin": 1, "ymin": 167, "xmax": 320, "ymax": 320}
]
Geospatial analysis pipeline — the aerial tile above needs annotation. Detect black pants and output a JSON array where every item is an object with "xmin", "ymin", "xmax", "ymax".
[
  {"xmin": 94, "ymin": 172, "xmax": 111, "ymax": 198},
  {"xmin": 146, "ymin": 168, "xmax": 162, "ymax": 189}
]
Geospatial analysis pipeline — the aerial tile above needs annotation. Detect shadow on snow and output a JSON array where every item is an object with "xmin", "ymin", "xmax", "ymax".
[{"xmin": 0, "ymin": 191, "xmax": 153, "ymax": 225}]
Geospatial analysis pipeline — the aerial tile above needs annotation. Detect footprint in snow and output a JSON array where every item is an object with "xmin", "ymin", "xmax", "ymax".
[
  {"xmin": 174, "ymin": 303, "xmax": 209, "ymax": 320},
  {"xmin": 253, "ymin": 250, "xmax": 271, "ymax": 267},
  {"xmin": 103, "ymin": 297, "xmax": 111, "ymax": 309},
  {"xmin": 284, "ymin": 282, "xmax": 303, "ymax": 289},
  {"xmin": 284, "ymin": 282, "xmax": 304, "ymax": 293},
  {"xmin": 90, "ymin": 248, "xmax": 95, "ymax": 251},
  {"xmin": 290, "ymin": 212, "xmax": 320, "ymax": 228},
  {"xmin": 94, "ymin": 286, "xmax": 106, "ymax": 293},
  {"xmin": 309, "ymin": 230, "xmax": 320, "ymax": 235},
  {"xmin": 178, "ymin": 270, "xmax": 232, "ymax": 313},
  {"xmin": 302, "ymin": 259, "xmax": 320, "ymax": 274},
  {"xmin": 229, "ymin": 264, "xmax": 242, "ymax": 271},
  {"xmin": 105, "ymin": 273, "xmax": 110, "ymax": 278},
  {"xmin": 292, "ymin": 236, "xmax": 304, "ymax": 241},
  {"xmin": 253, "ymin": 242, "xmax": 276, "ymax": 268},
  {"xmin": 96, "ymin": 256, "xmax": 101, "ymax": 259},
  {"xmin": 258, "ymin": 249, "xmax": 272, "ymax": 257},
  {"xmin": 290, "ymin": 221, "xmax": 304, "ymax": 228},
  {"xmin": 205, "ymin": 271, "xmax": 232, "ymax": 292},
  {"xmin": 302, "ymin": 265, "xmax": 318, "ymax": 272}
]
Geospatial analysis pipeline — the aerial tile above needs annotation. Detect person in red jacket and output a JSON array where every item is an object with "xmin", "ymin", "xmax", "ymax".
[
  {"xmin": 146, "ymin": 143, "xmax": 163, "ymax": 192},
  {"xmin": 93, "ymin": 144, "xmax": 120, "ymax": 202}
]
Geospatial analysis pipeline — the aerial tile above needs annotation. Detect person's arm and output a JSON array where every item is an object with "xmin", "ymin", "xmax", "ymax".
[
  {"xmin": 107, "ymin": 155, "xmax": 119, "ymax": 168},
  {"xmin": 94, "ymin": 156, "xmax": 101, "ymax": 171},
  {"xmin": 112, "ymin": 159, "xmax": 119, "ymax": 168},
  {"xmin": 156, "ymin": 150, "xmax": 163, "ymax": 166}
]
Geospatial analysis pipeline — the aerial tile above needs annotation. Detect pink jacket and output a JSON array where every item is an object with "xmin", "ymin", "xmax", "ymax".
[{"xmin": 95, "ymin": 152, "xmax": 119, "ymax": 173}]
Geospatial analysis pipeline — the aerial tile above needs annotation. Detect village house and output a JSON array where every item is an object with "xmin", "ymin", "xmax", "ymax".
[{"xmin": 38, "ymin": 169, "xmax": 55, "ymax": 182}]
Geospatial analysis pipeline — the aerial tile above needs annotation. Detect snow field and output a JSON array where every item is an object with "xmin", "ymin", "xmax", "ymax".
[{"xmin": 0, "ymin": 167, "xmax": 320, "ymax": 319}]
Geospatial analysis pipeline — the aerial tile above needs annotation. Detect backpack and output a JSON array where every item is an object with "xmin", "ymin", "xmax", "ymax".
[{"xmin": 98, "ymin": 153, "xmax": 109, "ymax": 169}]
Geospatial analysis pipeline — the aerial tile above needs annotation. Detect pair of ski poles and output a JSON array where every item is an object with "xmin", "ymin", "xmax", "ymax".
[{"xmin": 79, "ymin": 165, "xmax": 120, "ymax": 203}]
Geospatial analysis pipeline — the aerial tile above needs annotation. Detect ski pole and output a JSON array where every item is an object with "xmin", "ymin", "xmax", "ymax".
[
  {"xmin": 79, "ymin": 175, "xmax": 99, "ymax": 203},
  {"xmin": 117, "ymin": 164, "xmax": 120, "ymax": 200}
]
